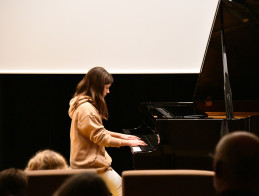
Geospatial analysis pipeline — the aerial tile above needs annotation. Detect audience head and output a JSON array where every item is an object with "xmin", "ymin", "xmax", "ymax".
[
  {"xmin": 25, "ymin": 149, "xmax": 69, "ymax": 171},
  {"xmin": 213, "ymin": 131, "xmax": 259, "ymax": 195},
  {"xmin": 53, "ymin": 172, "xmax": 111, "ymax": 196},
  {"xmin": 0, "ymin": 168, "xmax": 28, "ymax": 196}
]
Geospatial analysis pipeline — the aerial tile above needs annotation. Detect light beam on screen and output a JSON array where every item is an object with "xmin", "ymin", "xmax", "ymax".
[{"xmin": 0, "ymin": 0, "xmax": 219, "ymax": 74}]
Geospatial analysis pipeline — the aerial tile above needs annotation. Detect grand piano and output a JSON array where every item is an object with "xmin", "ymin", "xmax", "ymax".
[{"xmin": 123, "ymin": 0, "xmax": 259, "ymax": 170}]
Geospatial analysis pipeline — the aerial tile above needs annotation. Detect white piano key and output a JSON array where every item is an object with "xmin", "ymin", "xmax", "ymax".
[{"xmin": 132, "ymin": 146, "xmax": 142, "ymax": 152}]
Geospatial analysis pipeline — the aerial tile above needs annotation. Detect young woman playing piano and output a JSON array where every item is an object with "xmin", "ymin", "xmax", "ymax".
[{"xmin": 68, "ymin": 66, "xmax": 146, "ymax": 196}]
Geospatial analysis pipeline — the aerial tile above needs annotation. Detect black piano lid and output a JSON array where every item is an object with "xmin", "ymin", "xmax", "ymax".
[{"xmin": 194, "ymin": 0, "xmax": 259, "ymax": 104}]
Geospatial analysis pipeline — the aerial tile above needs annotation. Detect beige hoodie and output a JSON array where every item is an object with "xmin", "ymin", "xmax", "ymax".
[{"xmin": 68, "ymin": 96, "xmax": 122, "ymax": 173}]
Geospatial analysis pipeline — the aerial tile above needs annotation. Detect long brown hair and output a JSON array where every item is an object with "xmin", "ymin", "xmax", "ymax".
[{"xmin": 73, "ymin": 67, "xmax": 113, "ymax": 119}]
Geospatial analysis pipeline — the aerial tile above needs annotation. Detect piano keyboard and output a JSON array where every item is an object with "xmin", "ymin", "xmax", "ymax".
[
  {"xmin": 131, "ymin": 133, "xmax": 159, "ymax": 153},
  {"xmin": 123, "ymin": 126, "xmax": 159, "ymax": 153}
]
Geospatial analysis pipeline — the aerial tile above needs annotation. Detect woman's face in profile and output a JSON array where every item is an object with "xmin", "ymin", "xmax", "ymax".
[{"xmin": 103, "ymin": 84, "xmax": 111, "ymax": 97}]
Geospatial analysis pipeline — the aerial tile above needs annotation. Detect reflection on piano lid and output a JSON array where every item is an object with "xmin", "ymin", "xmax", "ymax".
[{"xmin": 194, "ymin": 0, "xmax": 259, "ymax": 111}]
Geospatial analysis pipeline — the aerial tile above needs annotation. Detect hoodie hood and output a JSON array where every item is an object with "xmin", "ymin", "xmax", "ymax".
[{"xmin": 68, "ymin": 95, "xmax": 92, "ymax": 118}]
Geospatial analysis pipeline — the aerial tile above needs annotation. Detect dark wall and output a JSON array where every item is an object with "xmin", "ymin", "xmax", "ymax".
[{"xmin": 0, "ymin": 74, "xmax": 198, "ymax": 173}]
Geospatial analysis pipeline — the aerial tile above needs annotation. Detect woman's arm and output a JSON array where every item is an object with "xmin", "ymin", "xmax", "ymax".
[
  {"xmin": 106, "ymin": 130, "xmax": 147, "ymax": 147},
  {"xmin": 106, "ymin": 130, "xmax": 140, "ymax": 140},
  {"xmin": 120, "ymin": 139, "xmax": 147, "ymax": 147}
]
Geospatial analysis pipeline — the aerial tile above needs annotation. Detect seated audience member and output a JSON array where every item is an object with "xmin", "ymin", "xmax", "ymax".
[
  {"xmin": 53, "ymin": 172, "xmax": 111, "ymax": 196},
  {"xmin": 213, "ymin": 131, "xmax": 259, "ymax": 196},
  {"xmin": 0, "ymin": 168, "xmax": 28, "ymax": 196},
  {"xmin": 25, "ymin": 149, "xmax": 69, "ymax": 170}
]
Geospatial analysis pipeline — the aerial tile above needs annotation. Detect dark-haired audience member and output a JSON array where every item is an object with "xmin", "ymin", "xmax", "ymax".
[
  {"xmin": 25, "ymin": 149, "xmax": 69, "ymax": 171},
  {"xmin": 0, "ymin": 168, "xmax": 28, "ymax": 196},
  {"xmin": 213, "ymin": 131, "xmax": 259, "ymax": 196},
  {"xmin": 53, "ymin": 172, "xmax": 111, "ymax": 196}
]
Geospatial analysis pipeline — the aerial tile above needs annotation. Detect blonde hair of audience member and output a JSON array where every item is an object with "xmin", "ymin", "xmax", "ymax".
[
  {"xmin": 25, "ymin": 149, "xmax": 69, "ymax": 171},
  {"xmin": 0, "ymin": 168, "xmax": 28, "ymax": 196},
  {"xmin": 53, "ymin": 172, "xmax": 111, "ymax": 196},
  {"xmin": 213, "ymin": 131, "xmax": 259, "ymax": 195}
]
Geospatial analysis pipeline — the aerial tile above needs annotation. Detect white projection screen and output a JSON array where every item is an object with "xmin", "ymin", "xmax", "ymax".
[{"xmin": 0, "ymin": 0, "xmax": 219, "ymax": 74}]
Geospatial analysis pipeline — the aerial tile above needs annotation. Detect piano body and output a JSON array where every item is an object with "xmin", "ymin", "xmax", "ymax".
[{"xmin": 123, "ymin": 0, "xmax": 259, "ymax": 170}]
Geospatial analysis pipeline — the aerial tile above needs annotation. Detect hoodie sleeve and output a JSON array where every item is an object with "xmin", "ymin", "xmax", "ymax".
[{"xmin": 78, "ymin": 114, "xmax": 122, "ymax": 147}]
